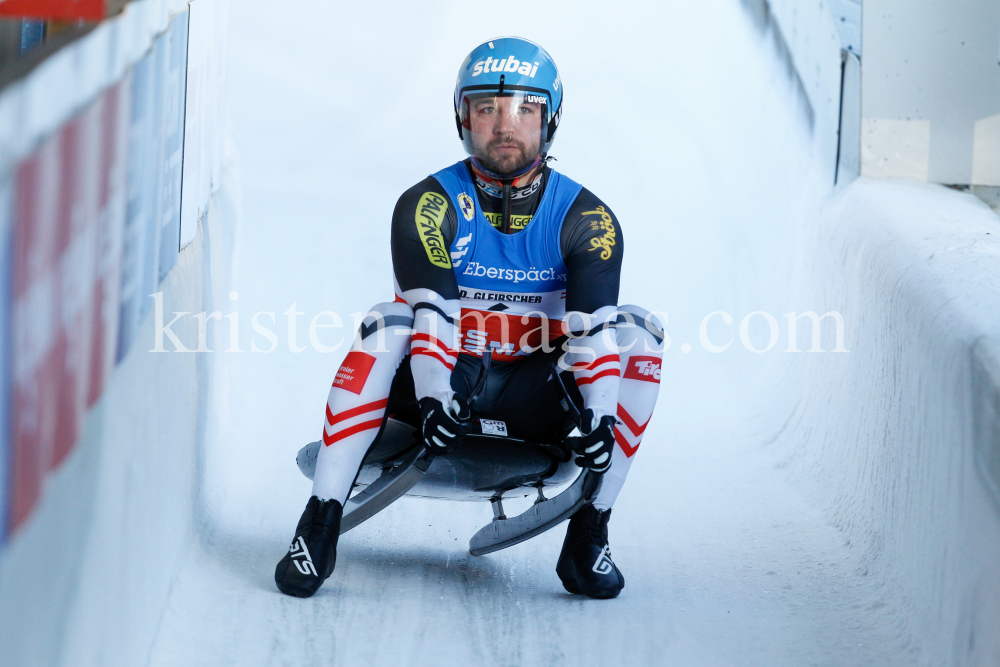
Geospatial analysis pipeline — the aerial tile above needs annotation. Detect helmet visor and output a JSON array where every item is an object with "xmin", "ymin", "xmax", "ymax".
[{"xmin": 458, "ymin": 90, "xmax": 551, "ymax": 174}]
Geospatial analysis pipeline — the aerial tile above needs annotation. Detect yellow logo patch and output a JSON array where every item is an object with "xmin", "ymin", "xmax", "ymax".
[
  {"xmin": 584, "ymin": 206, "xmax": 616, "ymax": 260},
  {"xmin": 484, "ymin": 212, "xmax": 532, "ymax": 231},
  {"xmin": 415, "ymin": 192, "xmax": 452, "ymax": 268}
]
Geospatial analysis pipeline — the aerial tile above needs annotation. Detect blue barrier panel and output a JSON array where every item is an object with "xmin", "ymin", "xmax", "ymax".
[
  {"xmin": 0, "ymin": 174, "xmax": 11, "ymax": 547},
  {"xmin": 157, "ymin": 10, "xmax": 189, "ymax": 282},
  {"xmin": 117, "ymin": 50, "xmax": 162, "ymax": 361},
  {"xmin": 116, "ymin": 53, "xmax": 150, "ymax": 363},
  {"xmin": 20, "ymin": 20, "xmax": 45, "ymax": 54},
  {"xmin": 116, "ymin": 11, "xmax": 188, "ymax": 361},
  {"xmin": 117, "ymin": 10, "xmax": 191, "ymax": 363}
]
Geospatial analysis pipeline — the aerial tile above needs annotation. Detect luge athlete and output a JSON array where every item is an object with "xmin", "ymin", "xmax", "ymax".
[{"xmin": 275, "ymin": 37, "xmax": 664, "ymax": 600}]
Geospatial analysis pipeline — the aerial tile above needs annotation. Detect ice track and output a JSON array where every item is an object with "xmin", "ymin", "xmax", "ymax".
[
  {"xmin": 150, "ymin": 358, "xmax": 905, "ymax": 667},
  {"xmin": 141, "ymin": 1, "xmax": 956, "ymax": 664}
]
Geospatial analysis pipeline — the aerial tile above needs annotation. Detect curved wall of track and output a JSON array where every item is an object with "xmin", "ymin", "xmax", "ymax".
[
  {"xmin": 0, "ymin": 1, "xmax": 232, "ymax": 666},
  {"xmin": 724, "ymin": 4, "xmax": 1000, "ymax": 661},
  {"xmin": 774, "ymin": 179, "xmax": 1000, "ymax": 666},
  {"xmin": 745, "ymin": 2, "xmax": 1000, "ymax": 661}
]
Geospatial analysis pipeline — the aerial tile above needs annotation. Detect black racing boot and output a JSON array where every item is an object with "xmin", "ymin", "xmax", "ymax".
[
  {"xmin": 275, "ymin": 496, "xmax": 343, "ymax": 598},
  {"xmin": 556, "ymin": 504, "xmax": 625, "ymax": 599}
]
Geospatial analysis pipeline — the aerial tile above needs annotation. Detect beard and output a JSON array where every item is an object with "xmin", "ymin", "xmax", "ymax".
[{"xmin": 476, "ymin": 137, "xmax": 539, "ymax": 175}]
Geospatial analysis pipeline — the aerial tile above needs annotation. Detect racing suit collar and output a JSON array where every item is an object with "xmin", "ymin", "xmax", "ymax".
[{"xmin": 469, "ymin": 159, "xmax": 546, "ymax": 201}]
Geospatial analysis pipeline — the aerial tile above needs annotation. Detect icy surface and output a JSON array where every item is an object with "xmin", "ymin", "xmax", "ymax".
[{"xmin": 144, "ymin": 1, "xmax": 928, "ymax": 664}]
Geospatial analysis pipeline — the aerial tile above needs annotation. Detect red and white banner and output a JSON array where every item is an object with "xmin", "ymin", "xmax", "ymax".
[
  {"xmin": 0, "ymin": 0, "xmax": 107, "ymax": 20},
  {"xmin": 7, "ymin": 81, "xmax": 127, "ymax": 533}
]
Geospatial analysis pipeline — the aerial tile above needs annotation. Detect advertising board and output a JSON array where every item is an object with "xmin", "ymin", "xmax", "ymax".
[{"xmin": 4, "ymin": 9, "xmax": 189, "ymax": 535}]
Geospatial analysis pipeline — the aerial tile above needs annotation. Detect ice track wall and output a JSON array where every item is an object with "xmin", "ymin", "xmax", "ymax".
[
  {"xmin": 777, "ymin": 180, "xmax": 1000, "ymax": 666},
  {"xmin": 0, "ymin": 206, "xmax": 236, "ymax": 667},
  {"xmin": 0, "ymin": 1, "xmax": 231, "ymax": 665},
  {"xmin": 743, "ymin": 2, "xmax": 1000, "ymax": 662}
]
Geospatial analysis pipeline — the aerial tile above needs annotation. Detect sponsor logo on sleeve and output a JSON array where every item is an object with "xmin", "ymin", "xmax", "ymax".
[
  {"xmin": 332, "ymin": 351, "xmax": 377, "ymax": 394},
  {"xmin": 623, "ymin": 356, "xmax": 661, "ymax": 383},
  {"xmin": 415, "ymin": 192, "xmax": 452, "ymax": 268},
  {"xmin": 583, "ymin": 206, "xmax": 616, "ymax": 260},
  {"xmin": 458, "ymin": 193, "xmax": 475, "ymax": 221}
]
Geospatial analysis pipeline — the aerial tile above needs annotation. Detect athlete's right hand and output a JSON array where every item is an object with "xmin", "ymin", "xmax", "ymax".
[
  {"xmin": 565, "ymin": 409, "xmax": 616, "ymax": 474},
  {"xmin": 419, "ymin": 395, "xmax": 471, "ymax": 454}
]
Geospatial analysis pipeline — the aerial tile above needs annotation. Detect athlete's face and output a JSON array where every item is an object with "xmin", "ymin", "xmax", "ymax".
[{"xmin": 468, "ymin": 95, "xmax": 543, "ymax": 174}]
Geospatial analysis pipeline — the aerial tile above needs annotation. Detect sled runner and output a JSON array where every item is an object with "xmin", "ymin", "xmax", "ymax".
[{"xmin": 295, "ymin": 417, "xmax": 601, "ymax": 556}]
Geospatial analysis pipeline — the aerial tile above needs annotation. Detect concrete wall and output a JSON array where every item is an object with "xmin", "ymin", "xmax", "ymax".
[
  {"xmin": 828, "ymin": 0, "xmax": 861, "ymax": 56},
  {"xmin": 836, "ymin": 50, "xmax": 861, "ymax": 187},
  {"xmin": 862, "ymin": 0, "xmax": 1000, "ymax": 186},
  {"xmin": 740, "ymin": 0, "xmax": 844, "ymax": 185},
  {"xmin": 765, "ymin": 0, "xmax": 843, "ymax": 182},
  {"xmin": 179, "ymin": 0, "xmax": 228, "ymax": 249}
]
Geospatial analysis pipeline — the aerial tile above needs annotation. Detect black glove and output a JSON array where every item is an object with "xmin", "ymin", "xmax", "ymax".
[
  {"xmin": 565, "ymin": 409, "xmax": 615, "ymax": 474},
  {"xmin": 419, "ymin": 395, "xmax": 471, "ymax": 454}
]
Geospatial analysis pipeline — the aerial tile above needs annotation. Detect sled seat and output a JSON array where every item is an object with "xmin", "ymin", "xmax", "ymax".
[{"xmin": 295, "ymin": 418, "xmax": 600, "ymax": 555}]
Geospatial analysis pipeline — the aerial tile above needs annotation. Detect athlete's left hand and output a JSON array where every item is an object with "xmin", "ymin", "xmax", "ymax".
[
  {"xmin": 565, "ymin": 409, "xmax": 615, "ymax": 474},
  {"xmin": 419, "ymin": 395, "xmax": 471, "ymax": 454}
]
